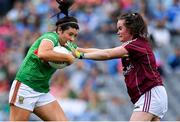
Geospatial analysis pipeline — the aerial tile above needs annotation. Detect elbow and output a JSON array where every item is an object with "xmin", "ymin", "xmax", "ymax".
[
  {"xmin": 102, "ymin": 53, "xmax": 111, "ymax": 60},
  {"xmin": 106, "ymin": 53, "xmax": 112, "ymax": 59},
  {"xmin": 103, "ymin": 50, "xmax": 116, "ymax": 59},
  {"xmin": 37, "ymin": 52, "xmax": 47, "ymax": 61},
  {"xmin": 66, "ymin": 55, "xmax": 75, "ymax": 64},
  {"xmin": 96, "ymin": 54, "xmax": 111, "ymax": 60}
]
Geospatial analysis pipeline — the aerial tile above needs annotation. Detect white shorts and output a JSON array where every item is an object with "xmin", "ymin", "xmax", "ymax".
[
  {"xmin": 9, "ymin": 80, "xmax": 56, "ymax": 111},
  {"xmin": 133, "ymin": 85, "xmax": 168, "ymax": 119}
]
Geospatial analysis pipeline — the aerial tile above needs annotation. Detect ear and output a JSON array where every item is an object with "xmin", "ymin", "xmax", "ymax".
[{"xmin": 57, "ymin": 27, "xmax": 63, "ymax": 34}]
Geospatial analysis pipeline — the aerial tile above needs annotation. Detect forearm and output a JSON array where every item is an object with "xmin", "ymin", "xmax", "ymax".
[
  {"xmin": 77, "ymin": 47, "xmax": 102, "ymax": 53},
  {"xmin": 65, "ymin": 41, "xmax": 128, "ymax": 60},
  {"xmin": 83, "ymin": 50, "xmax": 112, "ymax": 60},
  {"xmin": 82, "ymin": 46, "xmax": 129, "ymax": 60},
  {"xmin": 38, "ymin": 51, "xmax": 73, "ymax": 63}
]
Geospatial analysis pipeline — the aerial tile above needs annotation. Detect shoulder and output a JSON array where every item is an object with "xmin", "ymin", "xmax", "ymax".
[
  {"xmin": 41, "ymin": 32, "xmax": 59, "ymax": 39},
  {"xmin": 38, "ymin": 32, "xmax": 59, "ymax": 46},
  {"xmin": 123, "ymin": 38, "xmax": 149, "ymax": 54},
  {"xmin": 40, "ymin": 32, "xmax": 59, "ymax": 42},
  {"xmin": 124, "ymin": 38, "xmax": 148, "ymax": 47}
]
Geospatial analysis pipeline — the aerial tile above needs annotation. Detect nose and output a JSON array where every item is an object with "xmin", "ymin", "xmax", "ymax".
[
  {"xmin": 70, "ymin": 36, "xmax": 77, "ymax": 42},
  {"xmin": 117, "ymin": 29, "xmax": 120, "ymax": 34},
  {"xmin": 69, "ymin": 37, "xmax": 75, "ymax": 42},
  {"xmin": 117, "ymin": 31, "xmax": 120, "ymax": 36},
  {"xmin": 65, "ymin": 36, "xmax": 75, "ymax": 42}
]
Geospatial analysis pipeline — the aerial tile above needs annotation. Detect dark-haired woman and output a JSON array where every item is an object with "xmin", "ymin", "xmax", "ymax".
[
  {"xmin": 66, "ymin": 12, "xmax": 168, "ymax": 121},
  {"xmin": 8, "ymin": 8, "xmax": 79, "ymax": 122}
]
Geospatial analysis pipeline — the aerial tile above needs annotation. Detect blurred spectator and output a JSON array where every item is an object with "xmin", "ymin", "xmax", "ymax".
[
  {"xmin": 166, "ymin": 0, "xmax": 180, "ymax": 34},
  {"xmin": 0, "ymin": 0, "xmax": 14, "ymax": 16},
  {"xmin": 69, "ymin": 61, "xmax": 89, "ymax": 96},
  {"xmin": 151, "ymin": 16, "xmax": 172, "ymax": 61},
  {"xmin": 0, "ymin": 66, "xmax": 9, "ymax": 121},
  {"xmin": 50, "ymin": 70, "xmax": 73, "ymax": 99},
  {"xmin": 0, "ymin": 39, "xmax": 7, "ymax": 54},
  {"xmin": 168, "ymin": 46, "xmax": 180, "ymax": 72},
  {"xmin": 6, "ymin": 1, "xmax": 24, "ymax": 22},
  {"xmin": 106, "ymin": 59, "xmax": 119, "ymax": 75},
  {"xmin": 119, "ymin": 0, "xmax": 134, "ymax": 12},
  {"xmin": 80, "ymin": 65, "xmax": 102, "ymax": 108},
  {"xmin": 151, "ymin": 21, "xmax": 171, "ymax": 47}
]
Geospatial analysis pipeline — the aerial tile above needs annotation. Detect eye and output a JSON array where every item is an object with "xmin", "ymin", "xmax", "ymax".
[
  {"xmin": 118, "ymin": 27, "xmax": 122, "ymax": 31},
  {"xmin": 69, "ymin": 32, "xmax": 77, "ymax": 38}
]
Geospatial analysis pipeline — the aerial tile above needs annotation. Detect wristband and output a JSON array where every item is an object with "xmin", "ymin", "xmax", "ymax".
[
  {"xmin": 79, "ymin": 52, "xmax": 84, "ymax": 59},
  {"xmin": 75, "ymin": 50, "xmax": 84, "ymax": 59}
]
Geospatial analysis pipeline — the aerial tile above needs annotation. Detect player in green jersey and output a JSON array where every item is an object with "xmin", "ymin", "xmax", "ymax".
[{"xmin": 9, "ymin": 0, "xmax": 77, "ymax": 121}]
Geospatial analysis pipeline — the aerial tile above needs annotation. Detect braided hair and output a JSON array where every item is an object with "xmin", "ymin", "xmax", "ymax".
[{"xmin": 55, "ymin": 0, "xmax": 79, "ymax": 32}]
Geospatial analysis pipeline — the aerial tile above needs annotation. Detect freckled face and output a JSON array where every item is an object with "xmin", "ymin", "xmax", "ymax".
[{"xmin": 117, "ymin": 20, "xmax": 133, "ymax": 42}]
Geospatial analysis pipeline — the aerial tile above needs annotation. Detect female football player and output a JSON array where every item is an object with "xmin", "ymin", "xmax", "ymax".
[
  {"xmin": 9, "ymin": 0, "xmax": 78, "ymax": 121},
  {"xmin": 66, "ymin": 12, "xmax": 168, "ymax": 121}
]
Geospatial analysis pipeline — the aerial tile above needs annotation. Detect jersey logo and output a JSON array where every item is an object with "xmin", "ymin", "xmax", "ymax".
[
  {"xmin": 18, "ymin": 96, "xmax": 24, "ymax": 104},
  {"xmin": 134, "ymin": 105, "xmax": 140, "ymax": 109},
  {"xmin": 123, "ymin": 63, "xmax": 134, "ymax": 75}
]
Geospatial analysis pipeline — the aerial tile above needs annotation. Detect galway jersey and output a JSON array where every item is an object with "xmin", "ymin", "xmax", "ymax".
[
  {"xmin": 15, "ymin": 32, "xmax": 60, "ymax": 93},
  {"xmin": 122, "ymin": 37, "xmax": 163, "ymax": 104}
]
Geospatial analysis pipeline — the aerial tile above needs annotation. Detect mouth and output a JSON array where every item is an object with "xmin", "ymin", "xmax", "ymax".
[
  {"xmin": 117, "ymin": 34, "xmax": 121, "ymax": 37},
  {"xmin": 118, "ymin": 35, "xmax": 122, "ymax": 38}
]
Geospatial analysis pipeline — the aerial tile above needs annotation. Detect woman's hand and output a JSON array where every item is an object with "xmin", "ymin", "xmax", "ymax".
[
  {"xmin": 65, "ymin": 41, "xmax": 84, "ymax": 59},
  {"xmin": 67, "ymin": 54, "xmax": 75, "ymax": 64}
]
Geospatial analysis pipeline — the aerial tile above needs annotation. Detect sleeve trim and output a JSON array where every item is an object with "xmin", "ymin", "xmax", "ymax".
[{"xmin": 42, "ymin": 39, "xmax": 55, "ymax": 47}]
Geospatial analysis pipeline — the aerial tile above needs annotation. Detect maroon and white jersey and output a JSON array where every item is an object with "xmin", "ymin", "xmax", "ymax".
[{"xmin": 122, "ymin": 37, "xmax": 163, "ymax": 104}]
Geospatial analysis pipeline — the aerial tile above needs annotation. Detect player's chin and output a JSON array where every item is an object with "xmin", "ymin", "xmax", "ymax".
[
  {"xmin": 62, "ymin": 41, "xmax": 68, "ymax": 46},
  {"xmin": 61, "ymin": 43, "xmax": 66, "ymax": 47},
  {"xmin": 121, "ymin": 40, "xmax": 126, "ymax": 43},
  {"xmin": 119, "ymin": 38, "xmax": 125, "ymax": 43},
  {"xmin": 120, "ymin": 38, "xmax": 128, "ymax": 43},
  {"xmin": 119, "ymin": 37, "xmax": 123, "ymax": 42}
]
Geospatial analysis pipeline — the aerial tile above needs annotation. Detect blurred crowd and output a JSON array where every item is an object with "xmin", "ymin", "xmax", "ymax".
[{"xmin": 0, "ymin": 0, "xmax": 180, "ymax": 121}]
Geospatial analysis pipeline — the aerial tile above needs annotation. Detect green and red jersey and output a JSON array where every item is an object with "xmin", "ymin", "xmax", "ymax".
[{"xmin": 16, "ymin": 32, "xmax": 60, "ymax": 93}]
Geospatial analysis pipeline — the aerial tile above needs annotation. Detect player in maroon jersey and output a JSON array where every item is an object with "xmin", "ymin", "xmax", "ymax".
[{"xmin": 66, "ymin": 12, "xmax": 168, "ymax": 121}]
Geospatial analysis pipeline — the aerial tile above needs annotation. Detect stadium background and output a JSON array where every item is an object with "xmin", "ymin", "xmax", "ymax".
[{"xmin": 0, "ymin": 0, "xmax": 180, "ymax": 121}]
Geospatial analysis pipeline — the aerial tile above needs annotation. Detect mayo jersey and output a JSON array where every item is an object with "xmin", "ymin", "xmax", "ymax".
[{"xmin": 15, "ymin": 32, "xmax": 60, "ymax": 93}]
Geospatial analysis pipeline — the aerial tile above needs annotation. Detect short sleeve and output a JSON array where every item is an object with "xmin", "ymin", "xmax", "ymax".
[
  {"xmin": 40, "ymin": 32, "xmax": 59, "ymax": 47},
  {"xmin": 123, "ymin": 39, "xmax": 147, "ymax": 59}
]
